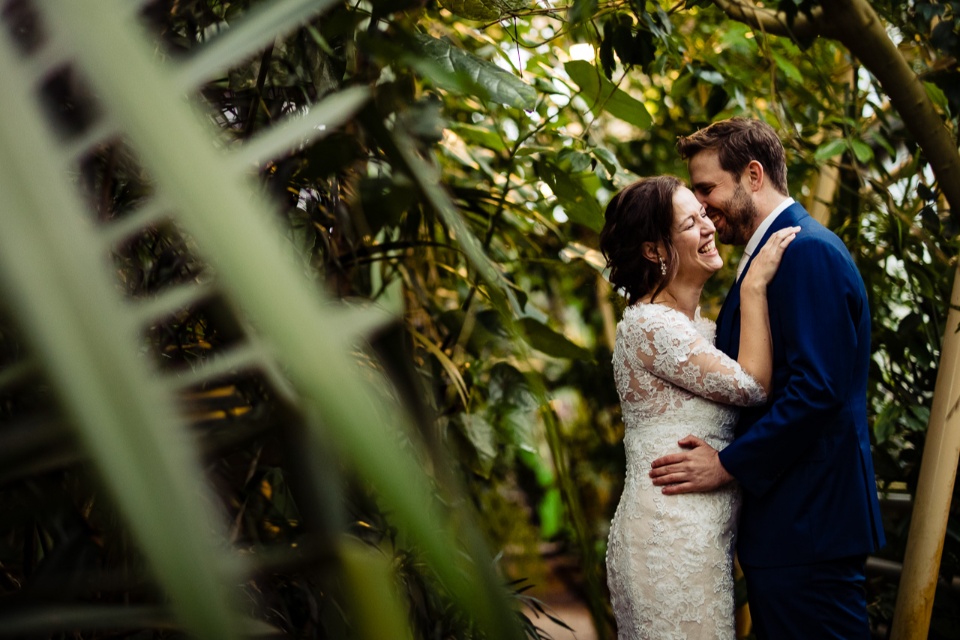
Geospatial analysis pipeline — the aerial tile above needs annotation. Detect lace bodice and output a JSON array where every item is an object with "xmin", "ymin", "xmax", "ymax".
[
  {"xmin": 613, "ymin": 303, "xmax": 766, "ymax": 419},
  {"xmin": 606, "ymin": 302, "xmax": 766, "ymax": 639}
]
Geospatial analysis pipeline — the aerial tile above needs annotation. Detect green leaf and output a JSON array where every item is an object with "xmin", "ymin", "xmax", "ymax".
[
  {"xmin": 924, "ymin": 81, "xmax": 949, "ymax": 112},
  {"xmin": 413, "ymin": 33, "xmax": 537, "ymax": 110},
  {"xmin": 695, "ymin": 69, "xmax": 726, "ymax": 85},
  {"xmin": 563, "ymin": 60, "xmax": 652, "ymax": 129},
  {"xmin": 390, "ymin": 128, "xmax": 521, "ymax": 314},
  {"xmin": 451, "ymin": 122, "xmax": 507, "ymax": 152},
  {"xmin": 592, "ymin": 146, "xmax": 620, "ymax": 176},
  {"xmin": 538, "ymin": 488, "xmax": 564, "ymax": 538},
  {"xmin": 454, "ymin": 413, "xmax": 499, "ymax": 477},
  {"xmin": 558, "ymin": 241, "xmax": 608, "ymax": 272},
  {"xmin": 439, "ymin": 0, "xmax": 498, "ymax": 20},
  {"xmin": 0, "ymin": 67, "xmax": 244, "ymax": 640},
  {"xmin": 488, "ymin": 363, "xmax": 538, "ymax": 412},
  {"xmin": 518, "ymin": 317, "xmax": 592, "ymax": 360},
  {"xmin": 339, "ymin": 539, "xmax": 416, "ymax": 640},
  {"xmin": 873, "ymin": 130, "xmax": 898, "ymax": 158},
  {"xmin": 850, "ymin": 139, "xmax": 874, "ymax": 164},
  {"xmin": 538, "ymin": 161, "xmax": 604, "ymax": 231},
  {"xmin": 238, "ymin": 86, "xmax": 371, "ymax": 168},
  {"xmin": 41, "ymin": 3, "xmax": 525, "ymax": 638},
  {"xmin": 178, "ymin": 0, "xmax": 345, "ymax": 90},
  {"xmin": 908, "ymin": 404, "xmax": 931, "ymax": 428},
  {"xmin": 488, "ymin": 363, "xmax": 538, "ymax": 448},
  {"xmin": 771, "ymin": 51, "xmax": 803, "ymax": 83},
  {"xmin": 438, "ymin": 0, "xmax": 531, "ymax": 20},
  {"xmin": 813, "ymin": 138, "xmax": 847, "ymax": 162},
  {"xmin": 718, "ymin": 21, "xmax": 757, "ymax": 52},
  {"xmin": 411, "ymin": 328, "xmax": 470, "ymax": 408},
  {"xmin": 557, "ymin": 147, "xmax": 593, "ymax": 172}
]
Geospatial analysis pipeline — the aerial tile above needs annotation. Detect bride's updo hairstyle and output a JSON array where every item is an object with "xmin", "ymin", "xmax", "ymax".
[{"xmin": 599, "ymin": 176, "xmax": 682, "ymax": 305}]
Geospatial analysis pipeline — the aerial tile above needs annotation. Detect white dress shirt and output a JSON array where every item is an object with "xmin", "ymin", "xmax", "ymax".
[{"xmin": 736, "ymin": 197, "xmax": 795, "ymax": 281}]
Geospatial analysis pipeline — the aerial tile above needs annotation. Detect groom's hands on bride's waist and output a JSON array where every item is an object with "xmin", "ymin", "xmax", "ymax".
[{"xmin": 648, "ymin": 436, "xmax": 735, "ymax": 494}]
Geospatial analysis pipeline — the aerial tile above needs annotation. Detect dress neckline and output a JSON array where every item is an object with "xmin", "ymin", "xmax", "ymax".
[{"xmin": 629, "ymin": 300, "xmax": 702, "ymax": 322}]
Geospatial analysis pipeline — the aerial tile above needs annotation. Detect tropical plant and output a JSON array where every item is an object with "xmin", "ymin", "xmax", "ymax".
[
  {"xmin": 5, "ymin": 0, "xmax": 960, "ymax": 638},
  {"xmin": 0, "ymin": 0, "xmax": 528, "ymax": 637}
]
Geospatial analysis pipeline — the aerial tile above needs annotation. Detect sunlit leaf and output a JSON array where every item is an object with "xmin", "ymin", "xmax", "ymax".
[
  {"xmin": 921, "ymin": 79, "xmax": 944, "ymax": 113},
  {"xmin": 771, "ymin": 51, "xmax": 803, "ymax": 83},
  {"xmin": 451, "ymin": 122, "xmax": 507, "ymax": 152},
  {"xmin": 413, "ymin": 33, "xmax": 536, "ymax": 110},
  {"xmin": 564, "ymin": 60, "xmax": 652, "ymax": 128},
  {"xmin": 438, "ymin": 0, "xmax": 531, "ymax": 21},
  {"xmin": 559, "ymin": 241, "xmax": 608, "ymax": 273},
  {"xmin": 538, "ymin": 160, "xmax": 604, "ymax": 232},
  {"xmin": 813, "ymin": 138, "xmax": 847, "ymax": 162},
  {"xmin": 850, "ymin": 139, "xmax": 874, "ymax": 164}
]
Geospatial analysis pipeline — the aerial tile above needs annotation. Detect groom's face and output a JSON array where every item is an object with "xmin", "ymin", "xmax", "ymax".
[{"xmin": 688, "ymin": 150, "xmax": 759, "ymax": 246}]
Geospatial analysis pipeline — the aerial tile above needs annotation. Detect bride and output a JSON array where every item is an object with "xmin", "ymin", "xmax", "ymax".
[{"xmin": 598, "ymin": 175, "xmax": 798, "ymax": 639}]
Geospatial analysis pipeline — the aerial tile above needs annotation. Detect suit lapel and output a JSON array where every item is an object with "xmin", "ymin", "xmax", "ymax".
[
  {"xmin": 716, "ymin": 282, "xmax": 740, "ymax": 356},
  {"xmin": 716, "ymin": 203, "xmax": 810, "ymax": 358}
]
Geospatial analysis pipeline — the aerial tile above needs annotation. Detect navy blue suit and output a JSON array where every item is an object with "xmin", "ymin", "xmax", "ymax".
[{"xmin": 715, "ymin": 202, "xmax": 885, "ymax": 638}]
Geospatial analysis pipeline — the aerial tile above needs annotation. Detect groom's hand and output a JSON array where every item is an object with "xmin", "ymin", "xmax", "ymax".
[{"xmin": 649, "ymin": 436, "xmax": 734, "ymax": 494}]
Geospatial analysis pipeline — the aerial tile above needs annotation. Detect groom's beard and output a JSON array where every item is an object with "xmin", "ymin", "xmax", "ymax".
[{"xmin": 714, "ymin": 183, "xmax": 760, "ymax": 246}]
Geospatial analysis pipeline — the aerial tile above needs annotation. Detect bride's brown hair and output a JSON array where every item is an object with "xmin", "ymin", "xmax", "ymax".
[{"xmin": 599, "ymin": 176, "xmax": 682, "ymax": 305}]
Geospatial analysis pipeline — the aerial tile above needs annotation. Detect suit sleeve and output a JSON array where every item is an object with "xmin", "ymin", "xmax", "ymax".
[{"xmin": 718, "ymin": 235, "xmax": 865, "ymax": 496}]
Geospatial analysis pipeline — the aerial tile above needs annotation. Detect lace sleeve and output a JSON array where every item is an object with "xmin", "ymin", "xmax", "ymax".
[{"xmin": 620, "ymin": 305, "xmax": 767, "ymax": 407}]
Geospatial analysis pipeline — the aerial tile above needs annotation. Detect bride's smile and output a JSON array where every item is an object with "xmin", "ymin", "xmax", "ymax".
[{"xmin": 669, "ymin": 187, "xmax": 723, "ymax": 283}]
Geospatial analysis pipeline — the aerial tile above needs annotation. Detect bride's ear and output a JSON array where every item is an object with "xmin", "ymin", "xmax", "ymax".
[{"xmin": 641, "ymin": 242, "xmax": 661, "ymax": 265}]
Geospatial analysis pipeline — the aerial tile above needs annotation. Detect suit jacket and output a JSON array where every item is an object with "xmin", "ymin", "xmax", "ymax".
[{"xmin": 716, "ymin": 202, "xmax": 886, "ymax": 567}]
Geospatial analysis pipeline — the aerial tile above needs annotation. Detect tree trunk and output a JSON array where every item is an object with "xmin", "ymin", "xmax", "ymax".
[
  {"xmin": 820, "ymin": 0, "xmax": 960, "ymax": 218},
  {"xmin": 889, "ymin": 271, "xmax": 960, "ymax": 640}
]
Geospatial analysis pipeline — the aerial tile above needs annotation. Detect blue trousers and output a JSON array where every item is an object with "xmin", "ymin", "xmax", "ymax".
[{"xmin": 743, "ymin": 555, "xmax": 870, "ymax": 640}]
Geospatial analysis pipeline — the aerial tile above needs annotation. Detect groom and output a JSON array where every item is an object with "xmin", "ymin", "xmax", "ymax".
[{"xmin": 648, "ymin": 118, "xmax": 886, "ymax": 638}]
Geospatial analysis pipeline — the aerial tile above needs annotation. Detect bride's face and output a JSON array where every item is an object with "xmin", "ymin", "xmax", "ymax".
[{"xmin": 670, "ymin": 187, "xmax": 723, "ymax": 280}]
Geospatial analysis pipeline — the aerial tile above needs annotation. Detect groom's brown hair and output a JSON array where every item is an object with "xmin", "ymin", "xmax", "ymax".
[{"xmin": 677, "ymin": 117, "xmax": 789, "ymax": 195}]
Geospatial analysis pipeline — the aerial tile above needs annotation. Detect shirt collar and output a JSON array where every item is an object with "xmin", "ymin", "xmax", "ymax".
[{"xmin": 743, "ymin": 197, "xmax": 795, "ymax": 256}]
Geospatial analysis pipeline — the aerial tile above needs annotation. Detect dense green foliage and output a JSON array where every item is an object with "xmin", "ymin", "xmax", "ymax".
[{"xmin": 2, "ymin": 0, "xmax": 960, "ymax": 638}]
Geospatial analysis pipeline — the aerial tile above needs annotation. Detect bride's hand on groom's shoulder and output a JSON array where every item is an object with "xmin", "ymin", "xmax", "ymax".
[
  {"xmin": 742, "ymin": 226, "xmax": 801, "ymax": 291},
  {"xmin": 649, "ymin": 436, "xmax": 735, "ymax": 494}
]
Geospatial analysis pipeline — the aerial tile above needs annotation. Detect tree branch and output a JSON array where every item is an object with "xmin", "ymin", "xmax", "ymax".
[
  {"xmin": 710, "ymin": 0, "xmax": 960, "ymax": 216},
  {"xmin": 821, "ymin": 0, "xmax": 960, "ymax": 216},
  {"xmin": 710, "ymin": 0, "xmax": 826, "ymax": 39}
]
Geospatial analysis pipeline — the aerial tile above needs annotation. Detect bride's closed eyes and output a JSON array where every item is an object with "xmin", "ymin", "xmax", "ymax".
[{"xmin": 678, "ymin": 208, "xmax": 710, "ymax": 232}]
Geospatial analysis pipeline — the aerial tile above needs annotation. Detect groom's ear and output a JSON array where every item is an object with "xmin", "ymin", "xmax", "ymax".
[
  {"xmin": 744, "ymin": 160, "xmax": 765, "ymax": 192},
  {"xmin": 641, "ymin": 242, "xmax": 661, "ymax": 264}
]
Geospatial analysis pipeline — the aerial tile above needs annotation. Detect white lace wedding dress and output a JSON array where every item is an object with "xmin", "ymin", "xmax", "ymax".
[{"xmin": 606, "ymin": 303, "xmax": 766, "ymax": 640}]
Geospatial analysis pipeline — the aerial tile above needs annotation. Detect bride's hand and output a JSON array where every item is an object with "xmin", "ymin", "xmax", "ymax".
[{"xmin": 741, "ymin": 226, "xmax": 800, "ymax": 291}]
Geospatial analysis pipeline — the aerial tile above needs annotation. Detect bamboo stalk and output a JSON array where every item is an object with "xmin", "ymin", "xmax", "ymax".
[
  {"xmin": 805, "ymin": 153, "xmax": 839, "ymax": 226},
  {"xmin": 890, "ymin": 265, "xmax": 960, "ymax": 639}
]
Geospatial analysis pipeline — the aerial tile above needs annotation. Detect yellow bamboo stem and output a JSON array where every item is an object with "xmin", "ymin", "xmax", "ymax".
[
  {"xmin": 805, "ymin": 161, "xmax": 839, "ymax": 226},
  {"xmin": 891, "ymin": 264, "xmax": 960, "ymax": 638}
]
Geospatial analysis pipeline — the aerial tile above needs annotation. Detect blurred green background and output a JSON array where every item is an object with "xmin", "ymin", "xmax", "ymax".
[{"xmin": 0, "ymin": 0, "xmax": 958, "ymax": 638}]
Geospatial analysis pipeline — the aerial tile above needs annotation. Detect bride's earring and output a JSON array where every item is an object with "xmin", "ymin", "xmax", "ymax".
[{"xmin": 659, "ymin": 255, "xmax": 667, "ymax": 276}]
